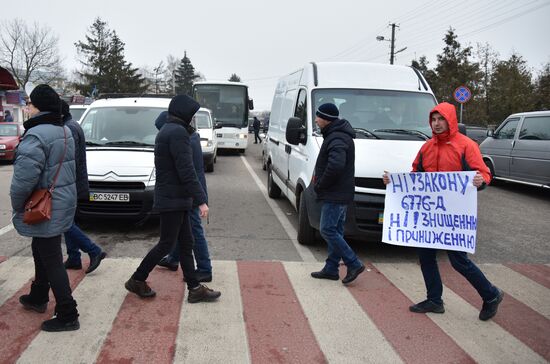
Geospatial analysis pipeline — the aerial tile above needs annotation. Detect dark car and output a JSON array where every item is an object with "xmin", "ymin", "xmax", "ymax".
[
  {"xmin": 465, "ymin": 125, "xmax": 489, "ymax": 144},
  {"xmin": 0, "ymin": 122, "xmax": 23, "ymax": 162}
]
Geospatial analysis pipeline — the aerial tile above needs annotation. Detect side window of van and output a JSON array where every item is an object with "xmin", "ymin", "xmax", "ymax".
[
  {"xmin": 496, "ymin": 118, "xmax": 519, "ymax": 139},
  {"xmin": 294, "ymin": 89, "xmax": 308, "ymax": 128},
  {"xmin": 519, "ymin": 116, "xmax": 550, "ymax": 140}
]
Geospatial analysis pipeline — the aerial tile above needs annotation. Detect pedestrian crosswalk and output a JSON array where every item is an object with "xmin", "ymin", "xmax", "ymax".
[{"xmin": 0, "ymin": 257, "xmax": 548, "ymax": 364}]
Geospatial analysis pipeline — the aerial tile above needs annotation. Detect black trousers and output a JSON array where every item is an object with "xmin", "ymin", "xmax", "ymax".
[
  {"xmin": 31, "ymin": 236, "xmax": 79, "ymax": 322},
  {"xmin": 254, "ymin": 130, "xmax": 260, "ymax": 143},
  {"xmin": 132, "ymin": 211, "xmax": 199, "ymax": 289}
]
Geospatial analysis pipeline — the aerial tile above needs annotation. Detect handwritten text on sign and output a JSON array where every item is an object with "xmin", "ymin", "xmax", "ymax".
[{"xmin": 382, "ymin": 171, "xmax": 478, "ymax": 254}]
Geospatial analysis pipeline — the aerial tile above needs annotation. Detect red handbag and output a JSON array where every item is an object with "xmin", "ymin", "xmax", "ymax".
[{"xmin": 23, "ymin": 127, "xmax": 67, "ymax": 225}]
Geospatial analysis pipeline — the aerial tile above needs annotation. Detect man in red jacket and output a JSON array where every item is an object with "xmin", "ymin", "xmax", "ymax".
[{"xmin": 383, "ymin": 102, "xmax": 503, "ymax": 321}]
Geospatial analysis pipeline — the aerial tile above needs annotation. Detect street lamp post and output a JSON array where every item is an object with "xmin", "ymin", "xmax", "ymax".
[{"xmin": 376, "ymin": 23, "xmax": 406, "ymax": 65}]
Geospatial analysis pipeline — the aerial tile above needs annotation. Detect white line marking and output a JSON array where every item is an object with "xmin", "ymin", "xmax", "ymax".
[
  {"xmin": 0, "ymin": 223, "xmax": 14, "ymax": 237},
  {"xmin": 241, "ymin": 156, "xmax": 316, "ymax": 263}
]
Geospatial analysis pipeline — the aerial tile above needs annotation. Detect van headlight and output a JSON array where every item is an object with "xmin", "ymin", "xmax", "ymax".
[
  {"xmin": 238, "ymin": 133, "xmax": 247, "ymax": 139},
  {"xmin": 200, "ymin": 140, "xmax": 213, "ymax": 147},
  {"xmin": 0, "ymin": 144, "xmax": 6, "ymax": 150}
]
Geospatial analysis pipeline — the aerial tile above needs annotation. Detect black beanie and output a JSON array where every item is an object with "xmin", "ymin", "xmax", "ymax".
[
  {"xmin": 316, "ymin": 103, "xmax": 339, "ymax": 122},
  {"xmin": 168, "ymin": 95, "xmax": 200, "ymax": 123},
  {"xmin": 29, "ymin": 84, "xmax": 61, "ymax": 113}
]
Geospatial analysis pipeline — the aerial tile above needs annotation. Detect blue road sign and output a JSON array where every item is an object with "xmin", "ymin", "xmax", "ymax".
[{"xmin": 454, "ymin": 86, "xmax": 471, "ymax": 104}]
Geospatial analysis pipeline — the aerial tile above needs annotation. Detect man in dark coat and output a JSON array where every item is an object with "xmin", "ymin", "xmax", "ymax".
[
  {"xmin": 125, "ymin": 95, "xmax": 220, "ymax": 303},
  {"xmin": 61, "ymin": 101, "xmax": 106, "ymax": 274},
  {"xmin": 253, "ymin": 116, "xmax": 261, "ymax": 144},
  {"xmin": 310, "ymin": 103, "xmax": 365, "ymax": 285}
]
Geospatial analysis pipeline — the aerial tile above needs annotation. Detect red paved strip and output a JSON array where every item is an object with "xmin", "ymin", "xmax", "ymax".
[
  {"xmin": 238, "ymin": 261, "xmax": 326, "ymax": 364},
  {"xmin": 505, "ymin": 263, "xmax": 550, "ymax": 289},
  {"xmin": 96, "ymin": 267, "xmax": 185, "ymax": 364},
  {"xmin": 0, "ymin": 266, "xmax": 86, "ymax": 364},
  {"xmin": 439, "ymin": 262, "xmax": 550, "ymax": 361},
  {"xmin": 347, "ymin": 263, "xmax": 474, "ymax": 364},
  {"xmin": 0, "ymin": 256, "xmax": 7, "ymax": 264}
]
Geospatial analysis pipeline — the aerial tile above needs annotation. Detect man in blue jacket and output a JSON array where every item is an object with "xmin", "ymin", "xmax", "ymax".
[
  {"xmin": 125, "ymin": 95, "xmax": 220, "ymax": 303},
  {"xmin": 310, "ymin": 103, "xmax": 365, "ymax": 285}
]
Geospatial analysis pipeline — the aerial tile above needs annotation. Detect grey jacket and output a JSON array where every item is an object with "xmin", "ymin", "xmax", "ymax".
[{"xmin": 11, "ymin": 112, "xmax": 77, "ymax": 237}]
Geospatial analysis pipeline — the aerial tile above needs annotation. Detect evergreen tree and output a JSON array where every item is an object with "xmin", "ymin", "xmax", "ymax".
[
  {"xmin": 411, "ymin": 56, "xmax": 437, "ymax": 91},
  {"xmin": 174, "ymin": 51, "xmax": 199, "ymax": 96},
  {"xmin": 74, "ymin": 18, "xmax": 147, "ymax": 95},
  {"xmin": 488, "ymin": 53, "xmax": 535, "ymax": 123},
  {"xmin": 228, "ymin": 73, "xmax": 241, "ymax": 82},
  {"xmin": 534, "ymin": 62, "xmax": 550, "ymax": 110}
]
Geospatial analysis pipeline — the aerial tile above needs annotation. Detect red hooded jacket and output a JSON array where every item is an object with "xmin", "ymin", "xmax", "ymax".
[{"xmin": 412, "ymin": 102, "xmax": 491, "ymax": 184}]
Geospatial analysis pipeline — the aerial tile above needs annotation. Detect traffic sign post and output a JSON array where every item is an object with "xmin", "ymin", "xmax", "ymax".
[{"xmin": 453, "ymin": 86, "xmax": 472, "ymax": 124}]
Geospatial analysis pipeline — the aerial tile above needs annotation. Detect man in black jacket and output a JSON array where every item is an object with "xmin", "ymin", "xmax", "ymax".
[
  {"xmin": 310, "ymin": 103, "xmax": 365, "ymax": 285},
  {"xmin": 61, "ymin": 101, "xmax": 106, "ymax": 274},
  {"xmin": 253, "ymin": 116, "xmax": 261, "ymax": 143},
  {"xmin": 125, "ymin": 95, "xmax": 220, "ymax": 303}
]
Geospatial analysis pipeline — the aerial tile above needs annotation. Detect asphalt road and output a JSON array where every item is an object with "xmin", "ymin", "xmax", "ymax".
[{"xmin": 1, "ymin": 142, "xmax": 549, "ymax": 264}]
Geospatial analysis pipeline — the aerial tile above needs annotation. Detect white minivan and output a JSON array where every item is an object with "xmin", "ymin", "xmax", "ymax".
[
  {"xmin": 194, "ymin": 107, "xmax": 218, "ymax": 172},
  {"xmin": 265, "ymin": 62, "xmax": 437, "ymax": 244}
]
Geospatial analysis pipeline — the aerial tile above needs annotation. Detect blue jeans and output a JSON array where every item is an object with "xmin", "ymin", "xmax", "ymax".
[
  {"xmin": 319, "ymin": 202, "xmax": 361, "ymax": 275},
  {"xmin": 167, "ymin": 207, "xmax": 212, "ymax": 274},
  {"xmin": 64, "ymin": 222, "xmax": 102, "ymax": 263},
  {"xmin": 418, "ymin": 248, "xmax": 499, "ymax": 304}
]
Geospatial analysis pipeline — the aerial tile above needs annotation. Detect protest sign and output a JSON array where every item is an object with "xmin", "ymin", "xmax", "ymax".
[{"xmin": 382, "ymin": 171, "xmax": 478, "ymax": 254}]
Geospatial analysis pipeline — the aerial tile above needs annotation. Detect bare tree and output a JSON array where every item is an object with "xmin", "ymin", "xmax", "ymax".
[{"xmin": 0, "ymin": 19, "xmax": 64, "ymax": 88}]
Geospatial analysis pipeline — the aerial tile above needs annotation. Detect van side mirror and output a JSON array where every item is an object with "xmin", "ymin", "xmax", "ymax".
[
  {"xmin": 486, "ymin": 129, "xmax": 494, "ymax": 137},
  {"xmin": 214, "ymin": 122, "xmax": 223, "ymax": 129},
  {"xmin": 248, "ymin": 98, "xmax": 254, "ymax": 110},
  {"xmin": 286, "ymin": 117, "xmax": 307, "ymax": 145}
]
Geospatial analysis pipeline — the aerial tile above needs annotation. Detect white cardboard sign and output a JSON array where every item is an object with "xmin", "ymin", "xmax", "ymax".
[{"xmin": 382, "ymin": 171, "xmax": 478, "ymax": 254}]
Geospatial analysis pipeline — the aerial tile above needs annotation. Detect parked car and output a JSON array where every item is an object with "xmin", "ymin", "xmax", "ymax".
[
  {"xmin": 69, "ymin": 104, "xmax": 89, "ymax": 122},
  {"xmin": 78, "ymin": 96, "xmax": 170, "ymax": 221},
  {"xmin": 194, "ymin": 107, "xmax": 219, "ymax": 172},
  {"xmin": 0, "ymin": 122, "xmax": 23, "ymax": 162},
  {"xmin": 465, "ymin": 125, "xmax": 488, "ymax": 144},
  {"xmin": 480, "ymin": 110, "xmax": 550, "ymax": 188}
]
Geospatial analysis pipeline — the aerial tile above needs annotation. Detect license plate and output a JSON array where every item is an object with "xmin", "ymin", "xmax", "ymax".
[
  {"xmin": 378, "ymin": 212, "xmax": 384, "ymax": 224},
  {"xmin": 89, "ymin": 192, "xmax": 130, "ymax": 202}
]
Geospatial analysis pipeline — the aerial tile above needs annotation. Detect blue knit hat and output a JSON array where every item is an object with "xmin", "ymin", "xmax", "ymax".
[{"xmin": 316, "ymin": 103, "xmax": 339, "ymax": 122}]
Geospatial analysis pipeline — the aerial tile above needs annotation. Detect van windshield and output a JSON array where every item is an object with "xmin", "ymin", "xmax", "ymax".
[
  {"xmin": 312, "ymin": 89, "xmax": 436, "ymax": 140},
  {"xmin": 70, "ymin": 107, "xmax": 87, "ymax": 122},
  {"xmin": 194, "ymin": 111, "xmax": 212, "ymax": 129},
  {"xmin": 81, "ymin": 107, "xmax": 165, "ymax": 147}
]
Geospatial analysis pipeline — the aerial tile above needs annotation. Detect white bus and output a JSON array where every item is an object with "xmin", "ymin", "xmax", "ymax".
[{"xmin": 192, "ymin": 81, "xmax": 254, "ymax": 153}]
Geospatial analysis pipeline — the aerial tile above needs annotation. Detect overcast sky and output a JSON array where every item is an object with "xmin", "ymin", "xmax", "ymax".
[{"xmin": 4, "ymin": 0, "xmax": 550, "ymax": 110}]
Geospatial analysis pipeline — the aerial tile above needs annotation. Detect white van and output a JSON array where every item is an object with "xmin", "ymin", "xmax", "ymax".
[
  {"xmin": 265, "ymin": 62, "xmax": 437, "ymax": 244},
  {"xmin": 194, "ymin": 107, "xmax": 218, "ymax": 172},
  {"xmin": 78, "ymin": 96, "xmax": 170, "ymax": 220}
]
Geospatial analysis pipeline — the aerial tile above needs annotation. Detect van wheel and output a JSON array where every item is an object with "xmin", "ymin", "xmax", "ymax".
[
  {"xmin": 267, "ymin": 164, "xmax": 281, "ymax": 198},
  {"xmin": 206, "ymin": 161, "xmax": 214, "ymax": 173},
  {"xmin": 298, "ymin": 192, "xmax": 316, "ymax": 245},
  {"xmin": 484, "ymin": 159, "xmax": 497, "ymax": 185},
  {"xmin": 239, "ymin": 149, "xmax": 246, "ymax": 154}
]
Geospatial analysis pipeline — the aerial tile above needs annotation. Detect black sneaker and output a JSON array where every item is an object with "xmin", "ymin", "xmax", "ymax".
[
  {"xmin": 41, "ymin": 317, "xmax": 80, "ymax": 332},
  {"xmin": 157, "ymin": 256, "xmax": 178, "ymax": 271},
  {"xmin": 409, "ymin": 300, "xmax": 445, "ymax": 314},
  {"xmin": 342, "ymin": 264, "xmax": 366, "ymax": 285},
  {"xmin": 64, "ymin": 260, "xmax": 82, "ymax": 270},
  {"xmin": 311, "ymin": 269, "xmax": 340, "ymax": 281},
  {"xmin": 86, "ymin": 251, "xmax": 107, "ymax": 274},
  {"xmin": 19, "ymin": 295, "xmax": 47, "ymax": 313},
  {"xmin": 479, "ymin": 288, "xmax": 504, "ymax": 321},
  {"xmin": 187, "ymin": 284, "xmax": 221, "ymax": 303}
]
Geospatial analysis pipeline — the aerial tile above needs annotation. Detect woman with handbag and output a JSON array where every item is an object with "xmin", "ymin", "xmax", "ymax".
[{"xmin": 10, "ymin": 84, "xmax": 80, "ymax": 332}]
